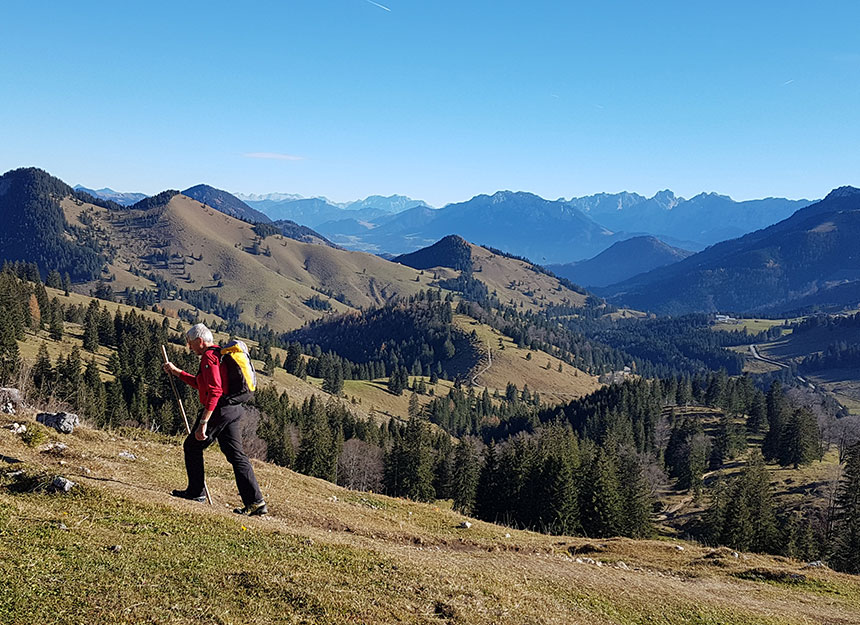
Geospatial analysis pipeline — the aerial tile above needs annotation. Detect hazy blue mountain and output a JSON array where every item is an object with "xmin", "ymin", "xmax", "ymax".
[
  {"xmin": 181, "ymin": 184, "xmax": 271, "ymax": 223},
  {"xmin": 245, "ymin": 193, "xmax": 429, "ymax": 229},
  {"xmin": 547, "ymin": 236, "xmax": 694, "ymax": 288},
  {"xmin": 597, "ymin": 187, "xmax": 860, "ymax": 315},
  {"xmin": 572, "ymin": 190, "xmax": 812, "ymax": 247},
  {"xmin": 246, "ymin": 197, "xmax": 349, "ymax": 226},
  {"xmin": 325, "ymin": 191, "xmax": 614, "ymax": 261},
  {"xmin": 344, "ymin": 195, "xmax": 429, "ymax": 212},
  {"xmin": 73, "ymin": 185, "xmax": 147, "ymax": 206}
]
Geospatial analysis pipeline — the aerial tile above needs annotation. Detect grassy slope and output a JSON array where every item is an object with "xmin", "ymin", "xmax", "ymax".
[
  {"xmin": 468, "ymin": 244, "xmax": 588, "ymax": 312},
  {"xmin": 61, "ymin": 195, "xmax": 437, "ymax": 331},
  {"xmin": 453, "ymin": 314, "xmax": 601, "ymax": 404},
  {"xmin": 3, "ymin": 415, "xmax": 860, "ymax": 625}
]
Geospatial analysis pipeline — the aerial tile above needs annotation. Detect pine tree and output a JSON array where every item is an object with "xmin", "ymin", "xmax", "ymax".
[
  {"xmin": 451, "ymin": 438, "xmax": 481, "ymax": 515},
  {"xmin": 82, "ymin": 300, "xmax": 100, "ymax": 352},
  {"xmin": 580, "ymin": 447, "xmax": 623, "ymax": 538},
  {"xmin": 763, "ymin": 381, "xmax": 788, "ymax": 461},
  {"xmin": 778, "ymin": 407, "xmax": 820, "ymax": 469},
  {"xmin": 48, "ymin": 298, "xmax": 64, "ymax": 340},
  {"xmin": 82, "ymin": 359, "xmax": 106, "ymax": 425},
  {"xmin": 32, "ymin": 342, "xmax": 54, "ymax": 396},
  {"xmin": 0, "ymin": 306, "xmax": 20, "ymax": 383},
  {"xmin": 746, "ymin": 391, "xmax": 767, "ymax": 433},
  {"xmin": 832, "ymin": 442, "xmax": 860, "ymax": 573},
  {"xmin": 296, "ymin": 397, "xmax": 336, "ymax": 481},
  {"xmin": 617, "ymin": 447, "xmax": 654, "ymax": 538},
  {"xmin": 322, "ymin": 361, "xmax": 344, "ymax": 396}
]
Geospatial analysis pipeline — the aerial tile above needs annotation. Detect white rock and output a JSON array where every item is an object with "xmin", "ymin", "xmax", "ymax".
[
  {"xmin": 4, "ymin": 423, "xmax": 26, "ymax": 434},
  {"xmin": 505, "ymin": 533, "xmax": 511, "ymax": 538},
  {"xmin": 51, "ymin": 476, "xmax": 75, "ymax": 493},
  {"xmin": 36, "ymin": 412, "xmax": 80, "ymax": 434},
  {"xmin": 42, "ymin": 442, "xmax": 68, "ymax": 454},
  {"xmin": 616, "ymin": 561, "xmax": 629, "ymax": 570},
  {"xmin": 459, "ymin": 521, "xmax": 472, "ymax": 529},
  {"xmin": 805, "ymin": 560, "xmax": 826, "ymax": 568},
  {"xmin": 118, "ymin": 451, "xmax": 137, "ymax": 461},
  {"xmin": 675, "ymin": 545, "xmax": 685, "ymax": 551}
]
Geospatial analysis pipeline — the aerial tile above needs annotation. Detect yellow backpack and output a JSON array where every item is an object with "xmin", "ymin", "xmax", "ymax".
[{"xmin": 216, "ymin": 340, "xmax": 257, "ymax": 403}]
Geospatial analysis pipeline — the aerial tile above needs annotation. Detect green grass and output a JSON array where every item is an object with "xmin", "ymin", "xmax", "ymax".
[{"xmin": 3, "ymin": 413, "xmax": 860, "ymax": 624}]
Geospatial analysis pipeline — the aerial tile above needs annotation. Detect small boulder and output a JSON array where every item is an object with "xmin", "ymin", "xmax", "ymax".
[
  {"xmin": 804, "ymin": 560, "xmax": 826, "ymax": 569},
  {"xmin": 42, "ymin": 442, "xmax": 69, "ymax": 454},
  {"xmin": 37, "ymin": 412, "xmax": 80, "ymax": 434},
  {"xmin": 50, "ymin": 476, "xmax": 75, "ymax": 493},
  {"xmin": 674, "ymin": 545, "xmax": 685, "ymax": 551},
  {"xmin": 3, "ymin": 423, "xmax": 26, "ymax": 435},
  {"xmin": 118, "ymin": 451, "xmax": 137, "ymax": 461},
  {"xmin": 459, "ymin": 521, "xmax": 472, "ymax": 529}
]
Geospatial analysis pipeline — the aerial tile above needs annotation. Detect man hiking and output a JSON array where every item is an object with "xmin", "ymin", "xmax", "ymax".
[{"xmin": 162, "ymin": 323, "xmax": 268, "ymax": 516}]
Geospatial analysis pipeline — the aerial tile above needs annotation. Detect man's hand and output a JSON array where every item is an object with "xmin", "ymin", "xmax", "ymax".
[
  {"xmin": 195, "ymin": 421, "xmax": 208, "ymax": 441},
  {"xmin": 162, "ymin": 362, "xmax": 181, "ymax": 376}
]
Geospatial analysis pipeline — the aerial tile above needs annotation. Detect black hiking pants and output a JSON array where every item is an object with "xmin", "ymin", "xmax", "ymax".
[{"xmin": 183, "ymin": 404, "xmax": 264, "ymax": 507}]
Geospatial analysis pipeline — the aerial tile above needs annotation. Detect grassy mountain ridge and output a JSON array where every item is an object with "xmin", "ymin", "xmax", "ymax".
[{"xmin": 181, "ymin": 183, "xmax": 273, "ymax": 224}]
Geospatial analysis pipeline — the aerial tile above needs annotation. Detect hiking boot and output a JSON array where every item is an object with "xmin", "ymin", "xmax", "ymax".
[
  {"xmin": 171, "ymin": 489, "xmax": 206, "ymax": 503},
  {"xmin": 234, "ymin": 500, "xmax": 268, "ymax": 516}
]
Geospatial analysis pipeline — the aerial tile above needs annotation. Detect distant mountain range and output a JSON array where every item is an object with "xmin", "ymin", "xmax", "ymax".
[
  {"xmin": 242, "ymin": 194, "xmax": 430, "ymax": 228},
  {"xmin": 264, "ymin": 189, "xmax": 812, "ymax": 264},
  {"xmin": 597, "ymin": 187, "xmax": 860, "ymax": 315},
  {"xmin": 73, "ymin": 185, "xmax": 148, "ymax": 206},
  {"xmin": 77, "ymin": 183, "xmax": 813, "ymax": 264},
  {"xmin": 547, "ymin": 236, "xmax": 694, "ymax": 288}
]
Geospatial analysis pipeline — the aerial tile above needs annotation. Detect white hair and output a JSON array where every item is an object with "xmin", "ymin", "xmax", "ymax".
[{"xmin": 186, "ymin": 323, "xmax": 213, "ymax": 344}]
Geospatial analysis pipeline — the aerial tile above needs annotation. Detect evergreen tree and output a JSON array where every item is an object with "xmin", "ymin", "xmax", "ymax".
[
  {"xmin": 704, "ymin": 451, "xmax": 778, "ymax": 553},
  {"xmin": 763, "ymin": 381, "xmax": 788, "ymax": 461},
  {"xmin": 32, "ymin": 341, "xmax": 54, "ymax": 396},
  {"xmin": 48, "ymin": 298, "xmax": 64, "ymax": 340},
  {"xmin": 82, "ymin": 300, "xmax": 100, "ymax": 352},
  {"xmin": 385, "ymin": 416, "xmax": 435, "ymax": 501},
  {"xmin": 451, "ymin": 437, "xmax": 481, "ymax": 515},
  {"xmin": 296, "ymin": 397, "xmax": 336, "ymax": 481},
  {"xmin": 778, "ymin": 407, "xmax": 821, "ymax": 468},
  {"xmin": 580, "ymin": 447, "xmax": 623, "ymax": 538},
  {"xmin": 746, "ymin": 391, "xmax": 767, "ymax": 433},
  {"xmin": 832, "ymin": 442, "xmax": 860, "ymax": 573},
  {"xmin": 617, "ymin": 446, "xmax": 654, "ymax": 538},
  {"xmin": 322, "ymin": 360, "xmax": 344, "ymax": 395},
  {"xmin": 0, "ymin": 307, "xmax": 20, "ymax": 383},
  {"xmin": 82, "ymin": 358, "xmax": 106, "ymax": 425}
]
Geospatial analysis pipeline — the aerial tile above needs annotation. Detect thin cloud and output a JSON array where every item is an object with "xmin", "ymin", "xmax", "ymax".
[
  {"xmin": 243, "ymin": 152, "xmax": 304, "ymax": 161},
  {"xmin": 782, "ymin": 79, "xmax": 795, "ymax": 86},
  {"xmin": 364, "ymin": 0, "xmax": 391, "ymax": 11}
]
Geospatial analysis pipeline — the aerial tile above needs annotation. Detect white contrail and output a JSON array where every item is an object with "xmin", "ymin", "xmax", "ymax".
[
  {"xmin": 783, "ymin": 79, "xmax": 794, "ymax": 86},
  {"xmin": 364, "ymin": 0, "xmax": 391, "ymax": 11}
]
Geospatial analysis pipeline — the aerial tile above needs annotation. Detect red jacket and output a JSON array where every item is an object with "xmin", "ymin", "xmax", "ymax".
[{"xmin": 178, "ymin": 347, "xmax": 228, "ymax": 411}]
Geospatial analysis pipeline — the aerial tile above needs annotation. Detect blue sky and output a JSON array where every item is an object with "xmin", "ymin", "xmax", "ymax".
[{"xmin": 2, "ymin": 1, "xmax": 859, "ymax": 206}]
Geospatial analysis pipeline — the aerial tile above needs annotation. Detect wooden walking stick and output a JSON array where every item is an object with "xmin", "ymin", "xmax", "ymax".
[{"xmin": 161, "ymin": 345, "xmax": 213, "ymax": 506}]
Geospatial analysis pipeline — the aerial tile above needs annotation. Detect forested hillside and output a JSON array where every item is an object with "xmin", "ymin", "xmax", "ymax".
[{"xmin": 3, "ymin": 262, "xmax": 860, "ymax": 573}]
